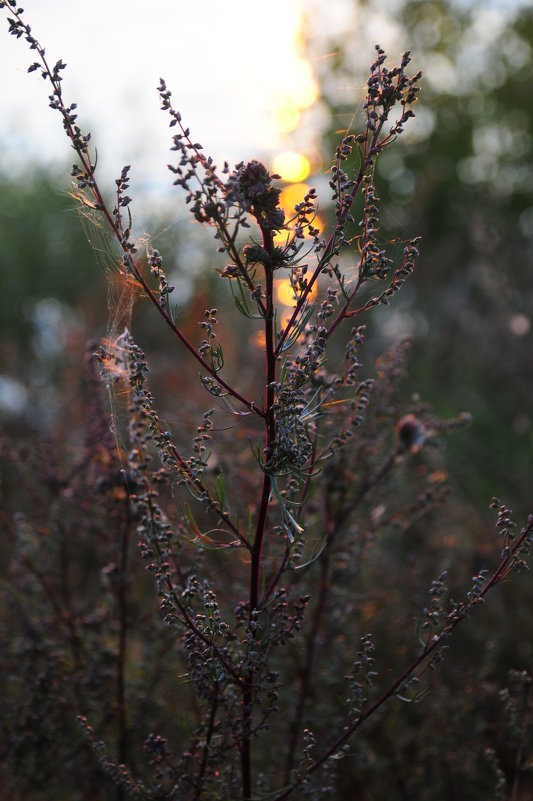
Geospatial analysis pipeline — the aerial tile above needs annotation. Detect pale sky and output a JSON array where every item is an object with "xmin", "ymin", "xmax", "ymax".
[
  {"xmin": 0, "ymin": 0, "xmax": 529, "ymax": 417},
  {"xmin": 0, "ymin": 0, "xmax": 327, "ymax": 199},
  {"xmin": 0, "ymin": 0, "xmax": 527, "ymax": 203}
]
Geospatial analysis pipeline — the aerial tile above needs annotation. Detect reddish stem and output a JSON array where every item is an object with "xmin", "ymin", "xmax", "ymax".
[
  {"xmin": 271, "ymin": 515, "xmax": 533, "ymax": 801},
  {"xmin": 241, "ymin": 228, "xmax": 277, "ymax": 799},
  {"xmin": 10, "ymin": 9, "xmax": 262, "ymax": 418}
]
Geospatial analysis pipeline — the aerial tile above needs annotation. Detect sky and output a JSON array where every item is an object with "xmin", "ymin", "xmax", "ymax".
[
  {"xmin": 0, "ymin": 0, "xmax": 530, "ymax": 415},
  {"xmin": 2, "ymin": 1, "xmax": 526, "ymax": 192},
  {"xmin": 0, "ymin": 0, "xmax": 328, "ymax": 200},
  {"xmin": 0, "ymin": 0, "xmax": 528, "ymax": 204}
]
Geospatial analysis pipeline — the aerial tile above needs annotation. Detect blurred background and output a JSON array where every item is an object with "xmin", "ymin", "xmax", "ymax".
[
  {"xmin": 1, "ymin": 4, "xmax": 533, "ymax": 798},
  {"xmin": 1, "ymin": 0, "xmax": 532, "ymax": 516}
]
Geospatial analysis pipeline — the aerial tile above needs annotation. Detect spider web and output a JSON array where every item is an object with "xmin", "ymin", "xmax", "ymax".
[{"xmin": 73, "ymin": 193, "xmax": 144, "ymax": 464}]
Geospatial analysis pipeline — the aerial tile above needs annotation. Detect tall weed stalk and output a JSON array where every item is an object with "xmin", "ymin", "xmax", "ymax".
[{"xmin": 1, "ymin": 4, "xmax": 532, "ymax": 799}]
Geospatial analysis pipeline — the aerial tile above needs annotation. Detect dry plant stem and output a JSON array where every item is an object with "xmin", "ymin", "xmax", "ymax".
[
  {"xmin": 344, "ymin": 246, "xmax": 416, "ymax": 320},
  {"xmin": 166, "ymin": 440, "xmax": 249, "ymax": 548},
  {"xmin": 7, "ymin": 13, "xmax": 526, "ymax": 797},
  {"xmin": 4, "ymin": 5, "xmax": 261, "ymax": 418},
  {"xmin": 283, "ymin": 459, "xmax": 372, "ymax": 782},
  {"xmin": 510, "ymin": 683, "xmax": 533, "ymax": 801},
  {"xmin": 326, "ymin": 274, "xmax": 365, "ymax": 337},
  {"xmin": 328, "ymin": 236, "xmax": 417, "ymax": 340},
  {"xmin": 262, "ymin": 432, "xmax": 319, "ymax": 605},
  {"xmin": 143, "ymin": 485, "xmax": 243, "ymax": 687},
  {"xmin": 272, "ymin": 515, "xmax": 533, "ymax": 801},
  {"xmin": 121, "ymin": 254, "xmax": 259, "ymax": 415},
  {"xmin": 274, "ymin": 118, "xmax": 389, "ymax": 358},
  {"xmin": 262, "ymin": 546, "xmax": 290, "ymax": 606},
  {"xmin": 250, "ymin": 228, "xmax": 277, "ymax": 619},
  {"xmin": 56, "ymin": 521, "xmax": 88, "ymax": 670},
  {"xmin": 284, "ymin": 550, "xmax": 331, "ymax": 785},
  {"xmin": 194, "ymin": 686, "xmax": 219, "ymax": 801},
  {"xmin": 273, "ymin": 183, "xmax": 361, "ymax": 358},
  {"xmin": 212, "ymin": 207, "xmax": 267, "ymax": 319},
  {"xmin": 242, "ymin": 228, "xmax": 277, "ymax": 800},
  {"xmin": 5, "ymin": 517, "xmax": 88, "ymax": 668},
  {"xmin": 116, "ymin": 500, "xmax": 131, "ymax": 774},
  {"xmin": 157, "ymin": 89, "xmax": 267, "ymax": 319}
]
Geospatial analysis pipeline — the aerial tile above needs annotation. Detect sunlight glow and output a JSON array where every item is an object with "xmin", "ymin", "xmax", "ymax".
[
  {"xmin": 272, "ymin": 182, "xmax": 325, "ymax": 247},
  {"xmin": 275, "ymin": 278, "xmax": 318, "ymax": 306},
  {"xmin": 252, "ymin": 330, "xmax": 266, "ymax": 348},
  {"xmin": 279, "ymin": 308, "xmax": 296, "ymax": 331},
  {"xmin": 275, "ymin": 105, "xmax": 302, "ymax": 134},
  {"xmin": 267, "ymin": 8, "xmax": 318, "ymax": 136},
  {"xmin": 276, "ymin": 279, "xmax": 298, "ymax": 306},
  {"xmin": 280, "ymin": 182, "xmax": 312, "ymax": 213},
  {"xmin": 270, "ymin": 68, "xmax": 319, "ymax": 134},
  {"xmin": 0, "ymin": 0, "xmax": 319, "ymax": 191},
  {"xmin": 272, "ymin": 153, "xmax": 311, "ymax": 183}
]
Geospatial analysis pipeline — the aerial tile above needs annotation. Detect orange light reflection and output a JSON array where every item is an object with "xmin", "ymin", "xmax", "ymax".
[
  {"xmin": 273, "ymin": 152, "xmax": 310, "ymax": 183},
  {"xmin": 275, "ymin": 277, "xmax": 318, "ymax": 306},
  {"xmin": 273, "ymin": 182, "xmax": 325, "ymax": 248}
]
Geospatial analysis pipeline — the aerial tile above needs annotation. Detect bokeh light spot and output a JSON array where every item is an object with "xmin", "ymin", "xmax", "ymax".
[
  {"xmin": 275, "ymin": 105, "xmax": 301, "ymax": 134},
  {"xmin": 275, "ymin": 278, "xmax": 318, "ymax": 307},
  {"xmin": 272, "ymin": 152, "xmax": 311, "ymax": 183},
  {"xmin": 272, "ymin": 182, "xmax": 325, "ymax": 247},
  {"xmin": 251, "ymin": 329, "xmax": 266, "ymax": 349},
  {"xmin": 276, "ymin": 279, "xmax": 297, "ymax": 306},
  {"xmin": 280, "ymin": 182, "xmax": 310, "ymax": 213},
  {"xmin": 509, "ymin": 314, "xmax": 531, "ymax": 336}
]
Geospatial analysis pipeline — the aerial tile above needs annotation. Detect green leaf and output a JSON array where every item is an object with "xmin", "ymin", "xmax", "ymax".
[
  {"xmin": 279, "ymin": 302, "xmax": 316, "ymax": 353},
  {"xmin": 271, "ymin": 476, "xmax": 304, "ymax": 543}
]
